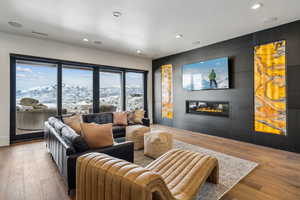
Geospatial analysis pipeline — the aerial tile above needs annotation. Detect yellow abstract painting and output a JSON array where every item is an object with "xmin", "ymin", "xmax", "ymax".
[
  {"xmin": 161, "ymin": 64, "xmax": 173, "ymax": 119},
  {"xmin": 254, "ymin": 40, "xmax": 286, "ymax": 135}
]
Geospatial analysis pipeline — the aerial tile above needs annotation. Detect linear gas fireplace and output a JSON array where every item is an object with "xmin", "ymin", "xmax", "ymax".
[{"xmin": 186, "ymin": 100, "xmax": 229, "ymax": 117}]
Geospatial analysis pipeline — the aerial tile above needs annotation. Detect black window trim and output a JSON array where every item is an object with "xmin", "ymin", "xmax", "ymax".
[{"xmin": 10, "ymin": 53, "xmax": 148, "ymax": 143}]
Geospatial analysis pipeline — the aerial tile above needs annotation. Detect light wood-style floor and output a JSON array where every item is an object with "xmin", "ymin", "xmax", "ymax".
[{"xmin": 0, "ymin": 124, "xmax": 300, "ymax": 200}]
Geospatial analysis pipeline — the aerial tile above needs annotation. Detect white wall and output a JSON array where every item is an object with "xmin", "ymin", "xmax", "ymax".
[{"xmin": 0, "ymin": 32, "xmax": 152, "ymax": 147}]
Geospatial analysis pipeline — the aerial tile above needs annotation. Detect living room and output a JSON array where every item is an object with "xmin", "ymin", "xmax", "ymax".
[{"xmin": 0, "ymin": 1, "xmax": 300, "ymax": 200}]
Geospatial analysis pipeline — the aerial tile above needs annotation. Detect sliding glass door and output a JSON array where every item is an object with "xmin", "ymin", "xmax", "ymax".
[
  {"xmin": 11, "ymin": 54, "xmax": 148, "ymax": 142},
  {"xmin": 15, "ymin": 60, "xmax": 58, "ymax": 138}
]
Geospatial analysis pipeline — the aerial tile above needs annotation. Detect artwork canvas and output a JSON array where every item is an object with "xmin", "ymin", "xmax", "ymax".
[
  {"xmin": 182, "ymin": 57, "xmax": 229, "ymax": 90},
  {"xmin": 254, "ymin": 40, "xmax": 287, "ymax": 135},
  {"xmin": 161, "ymin": 64, "xmax": 173, "ymax": 119}
]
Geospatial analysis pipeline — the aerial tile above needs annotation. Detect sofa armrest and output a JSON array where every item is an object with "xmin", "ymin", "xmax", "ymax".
[
  {"xmin": 142, "ymin": 118, "xmax": 150, "ymax": 127},
  {"xmin": 44, "ymin": 122, "xmax": 76, "ymax": 155},
  {"xmin": 66, "ymin": 141, "xmax": 134, "ymax": 190}
]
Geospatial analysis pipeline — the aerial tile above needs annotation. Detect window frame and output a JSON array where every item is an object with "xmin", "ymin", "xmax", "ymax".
[
  {"xmin": 99, "ymin": 70, "xmax": 123, "ymax": 112},
  {"xmin": 10, "ymin": 54, "xmax": 148, "ymax": 143},
  {"xmin": 125, "ymin": 71, "xmax": 146, "ymax": 112},
  {"xmin": 12, "ymin": 59, "xmax": 59, "ymax": 141},
  {"xmin": 62, "ymin": 65, "xmax": 94, "ymax": 115}
]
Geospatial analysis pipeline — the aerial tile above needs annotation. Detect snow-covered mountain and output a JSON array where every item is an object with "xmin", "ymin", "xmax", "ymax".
[
  {"xmin": 184, "ymin": 76, "xmax": 229, "ymax": 90},
  {"xmin": 16, "ymin": 84, "xmax": 144, "ymax": 113}
]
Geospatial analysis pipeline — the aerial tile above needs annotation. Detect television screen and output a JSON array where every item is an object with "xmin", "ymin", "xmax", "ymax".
[{"xmin": 182, "ymin": 57, "xmax": 229, "ymax": 90}]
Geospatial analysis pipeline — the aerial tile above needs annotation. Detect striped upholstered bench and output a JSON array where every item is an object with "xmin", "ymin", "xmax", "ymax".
[{"xmin": 76, "ymin": 149, "xmax": 219, "ymax": 200}]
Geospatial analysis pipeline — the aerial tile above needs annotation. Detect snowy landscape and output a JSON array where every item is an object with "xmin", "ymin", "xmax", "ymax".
[
  {"xmin": 16, "ymin": 84, "xmax": 144, "ymax": 114},
  {"xmin": 16, "ymin": 64, "xmax": 144, "ymax": 114}
]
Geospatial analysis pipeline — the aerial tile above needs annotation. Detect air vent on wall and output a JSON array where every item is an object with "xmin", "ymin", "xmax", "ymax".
[{"xmin": 32, "ymin": 31, "xmax": 48, "ymax": 37}]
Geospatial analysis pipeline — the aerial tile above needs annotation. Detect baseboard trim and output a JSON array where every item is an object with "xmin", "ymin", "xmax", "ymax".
[
  {"xmin": 0, "ymin": 136, "xmax": 9, "ymax": 147},
  {"xmin": 10, "ymin": 136, "xmax": 44, "ymax": 144}
]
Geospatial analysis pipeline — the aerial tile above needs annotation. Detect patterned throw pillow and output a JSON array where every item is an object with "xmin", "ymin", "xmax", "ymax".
[
  {"xmin": 113, "ymin": 112, "xmax": 128, "ymax": 126},
  {"xmin": 63, "ymin": 114, "xmax": 82, "ymax": 135},
  {"xmin": 133, "ymin": 109, "xmax": 145, "ymax": 124},
  {"xmin": 80, "ymin": 123, "xmax": 114, "ymax": 149}
]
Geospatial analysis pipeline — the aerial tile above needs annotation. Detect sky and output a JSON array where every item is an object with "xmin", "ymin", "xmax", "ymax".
[
  {"xmin": 182, "ymin": 57, "xmax": 229, "ymax": 77},
  {"xmin": 16, "ymin": 63, "xmax": 57, "ymax": 91},
  {"xmin": 126, "ymin": 72, "xmax": 143, "ymax": 88},
  {"xmin": 16, "ymin": 63, "xmax": 144, "ymax": 91},
  {"xmin": 63, "ymin": 67, "xmax": 93, "ymax": 89},
  {"xmin": 100, "ymin": 72, "xmax": 144, "ymax": 88}
]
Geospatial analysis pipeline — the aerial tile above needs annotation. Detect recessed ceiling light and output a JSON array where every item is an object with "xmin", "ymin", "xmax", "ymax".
[
  {"xmin": 8, "ymin": 21, "xmax": 22, "ymax": 28},
  {"xmin": 32, "ymin": 31, "xmax": 48, "ymax": 37},
  {"xmin": 251, "ymin": 3, "xmax": 263, "ymax": 10},
  {"xmin": 264, "ymin": 17, "xmax": 278, "ymax": 24},
  {"xmin": 193, "ymin": 41, "xmax": 201, "ymax": 45},
  {"xmin": 113, "ymin": 11, "xmax": 122, "ymax": 18},
  {"xmin": 83, "ymin": 38, "xmax": 89, "ymax": 42},
  {"xmin": 175, "ymin": 34, "xmax": 183, "ymax": 39},
  {"xmin": 94, "ymin": 41, "xmax": 102, "ymax": 45},
  {"xmin": 136, "ymin": 49, "xmax": 142, "ymax": 54}
]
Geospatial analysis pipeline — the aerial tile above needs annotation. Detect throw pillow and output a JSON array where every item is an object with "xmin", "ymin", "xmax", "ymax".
[
  {"xmin": 127, "ymin": 111, "xmax": 135, "ymax": 125},
  {"xmin": 63, "ymin": 114, "xmax": 82, "ymax": 135},
  {"xmin": 80, "ymin": 123, "xmax": 114, "ymax": 149},
  {"xmin": 133, "ymin": 109, "xmax": 145, "ymax": 124},
  {"xmin": 113, "ymin": 112, "xmax": 128, "ymax": 125}
]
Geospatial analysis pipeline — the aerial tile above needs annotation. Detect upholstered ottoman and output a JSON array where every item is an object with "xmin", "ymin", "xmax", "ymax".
[
  {"xmin": 144, "ymin": 130, "xmax": 173, "ymax": 159},
  {"xmin": 126, "ymin": 125, "xmax": 150, "ymax": 150}
]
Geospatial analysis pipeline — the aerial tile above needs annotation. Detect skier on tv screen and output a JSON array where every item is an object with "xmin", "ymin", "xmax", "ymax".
[{"xmin": 209, "ymin": 69, "xmax": 218, "ymax": 88}]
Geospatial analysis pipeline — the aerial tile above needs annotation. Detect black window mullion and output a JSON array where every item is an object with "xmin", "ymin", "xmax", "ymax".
[
  {"xmin": 143, "ymin": 71, "xmax": 148, "ymax": 118},
  {"xmin": 10, "ymin": 56, "xmax": 17, "ymax": 142},
  {"xmin": 10, "ymin": 53, "xmax": 149, "ymax": 143},
  {"xmin": 93, "ymin": 67, "xmax": 100, "ymax": 113},
  {"xmin": 122, "ymin": 71, "xmax": 126, "ymax": 111},
  {"xmin": 57, "ymin": 63, "xmax": 62, "ymax": 115}
]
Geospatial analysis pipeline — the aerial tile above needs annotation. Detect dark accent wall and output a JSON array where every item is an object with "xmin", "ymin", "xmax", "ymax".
[{"xmin": 152, "ymin": 20, "xmax": 300, "ymax": 153}]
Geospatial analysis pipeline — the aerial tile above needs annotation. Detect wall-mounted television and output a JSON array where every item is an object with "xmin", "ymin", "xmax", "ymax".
[{"xmin": 182, "ymin": 57, "xmax": 229, "ymax": 90}]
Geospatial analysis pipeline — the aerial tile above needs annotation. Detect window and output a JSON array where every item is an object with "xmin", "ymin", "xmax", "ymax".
[
  {"xmin": 99, "ymin": 71, "xmax": 122, "ymax": 112},
  {"xmin": 62, "ymin": 66, "xmax": 93, "ymax": 114},
  {"xmin": 11, "ymin": 54, "xmax": 148, "ymax": 142},
  {"xmin": 126, "ymin": 72, "xmax": 144, "ymax": 111},
  {"xmin": 16, "ymin": 60, "xmax": 57, "ymax": 135}
]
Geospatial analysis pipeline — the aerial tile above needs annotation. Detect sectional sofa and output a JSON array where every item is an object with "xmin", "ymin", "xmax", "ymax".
[{"xmin": 44, "ymin": 112, "xmax": 150, "ymax": 193}]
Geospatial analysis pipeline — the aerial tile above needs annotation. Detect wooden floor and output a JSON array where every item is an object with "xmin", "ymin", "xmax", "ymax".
[{"xmin": 0, "ymin": 124, "xmax": 300, "ymax": 200}]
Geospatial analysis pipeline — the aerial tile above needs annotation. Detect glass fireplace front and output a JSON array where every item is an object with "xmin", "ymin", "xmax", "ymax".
[{"xmin": 186, "ymin": 100, "xmax": 229, "ymax": 117}]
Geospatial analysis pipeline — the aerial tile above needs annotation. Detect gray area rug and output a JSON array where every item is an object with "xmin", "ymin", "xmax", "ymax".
[{"xmin": 134, "ymin": 139, "xmax": 258, "ymax": 200}]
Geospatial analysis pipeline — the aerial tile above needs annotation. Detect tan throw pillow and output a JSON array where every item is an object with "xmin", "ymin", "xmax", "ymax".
[
  {"xmin": 113, "ymin": 112, "xmax": 128, "ymax": 125},
  {"xmin": 127, "ymin": 111, "xmax": 135, "ymax": 124},
  {"xmin": 133, "ymin": 109, "xmax": 145, "ymax": 124},
  {"xmin": 63, "ymin": 114, "xmax": 82, "ymax": 135},
  {"xmin": 80, "ymin": 123, "xmax": 114, "ymax": 149}
]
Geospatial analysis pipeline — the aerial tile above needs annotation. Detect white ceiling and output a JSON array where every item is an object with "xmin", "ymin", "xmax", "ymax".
[{"xmin": 0, "ymin": 0, "xmax": 300, "ymax": 59}]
